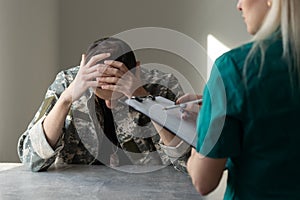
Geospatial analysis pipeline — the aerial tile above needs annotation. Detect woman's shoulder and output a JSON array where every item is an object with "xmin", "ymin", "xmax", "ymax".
[
  {"xmin": 213, "ymin": 42, "xmax": 254, "ymax": 75},
  {"xmin": 217, "ymin": 42, "xmax": 253, "ymax": 66}
]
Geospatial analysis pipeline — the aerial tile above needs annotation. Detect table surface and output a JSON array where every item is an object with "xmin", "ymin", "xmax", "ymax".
[{"xmin": 0, "ymin": 163, "xmax": 226, "ymax": 200}]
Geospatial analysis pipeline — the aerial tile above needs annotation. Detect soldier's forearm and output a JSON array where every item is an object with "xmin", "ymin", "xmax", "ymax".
[
  {"xmin": 152, "ymin": 122, "xmax": 182, "ymax": 147},
  {"xmin": 43, "ymin": 91, "xmax": 72, "ymax": 148}
]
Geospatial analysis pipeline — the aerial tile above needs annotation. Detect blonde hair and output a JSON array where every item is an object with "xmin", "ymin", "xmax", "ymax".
[{"xmin": 245, "ymin": 0, "xmax": 300, "ymax": 86}]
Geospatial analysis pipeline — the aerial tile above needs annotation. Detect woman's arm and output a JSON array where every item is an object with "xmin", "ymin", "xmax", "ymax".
[{"xmin": 187, "ymin": 148, "xmax": 227, "ymax": 195}]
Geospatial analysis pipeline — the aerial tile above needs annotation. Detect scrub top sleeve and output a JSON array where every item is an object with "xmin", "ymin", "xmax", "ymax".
[{"xmin": 196, "ymin": 54, "xmax": 244, "ymax": 158}]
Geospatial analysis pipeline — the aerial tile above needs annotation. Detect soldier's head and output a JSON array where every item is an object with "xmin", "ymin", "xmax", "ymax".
[
  {"xmin": 84, "ymin": 37, "xmax": 137, "ymax": 103},
  {"xmin": 85, "ymin": 37, "xmax": 137, "ymax": 69}
]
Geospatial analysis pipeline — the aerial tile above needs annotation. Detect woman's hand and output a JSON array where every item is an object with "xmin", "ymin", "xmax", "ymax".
[
  {"xmin": 97, "ymin": 60, "xmax": 148, "ymax": 98},
  {"xmin": 176, "ymin": 93, "xmax": 202, "ymax": 120},
  {"xmin": 64, "ymin": 53, "xmax": 111, "ymax": 102}
]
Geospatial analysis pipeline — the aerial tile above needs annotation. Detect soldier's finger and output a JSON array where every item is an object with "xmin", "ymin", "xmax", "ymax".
[
  {"xmin": 104, "ymin": 60, "xmax": 128, "ymax": 73},
  {"xmin": 80, "ymin": 54, "xmax": 86, "ymax": 68},
  {"xmin": 85, "ymin": 53, "xmax": 111, "ymax": 68}
]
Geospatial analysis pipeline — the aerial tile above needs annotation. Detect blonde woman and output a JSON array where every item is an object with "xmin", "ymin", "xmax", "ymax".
[{"xmin": 185, "ymin": 0, "xmax": 300, "ymax": 199}]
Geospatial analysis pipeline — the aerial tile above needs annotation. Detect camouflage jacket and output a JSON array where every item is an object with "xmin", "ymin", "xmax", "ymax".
[{"xmin": 18, "ymin": 66, "xmax": 190, "ymax": 172}]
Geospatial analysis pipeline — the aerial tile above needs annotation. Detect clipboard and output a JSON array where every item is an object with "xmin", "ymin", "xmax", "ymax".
[{"xmin": 125, "ymin": 96, "xmax": 197, "ymax": 147}]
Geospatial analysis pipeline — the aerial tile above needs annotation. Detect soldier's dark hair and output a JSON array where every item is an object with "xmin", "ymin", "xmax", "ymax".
[{"xmin": 85, "ymin": 37, "xmax": 137, "ymax": 70}]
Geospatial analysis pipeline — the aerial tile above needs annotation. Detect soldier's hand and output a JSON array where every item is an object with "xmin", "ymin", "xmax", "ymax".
[
  {"xmin": 97, "ymin": 61, "xmax": 147, "ymax": 98},
  {"xmin": 65, "ymin": 53, "xmax": 111, "ymax": 102}
]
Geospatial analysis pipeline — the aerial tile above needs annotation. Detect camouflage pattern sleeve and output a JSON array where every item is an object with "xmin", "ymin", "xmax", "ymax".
[
  {"xmin": 141, "ymin": 68, "xmax": 191, "ymax": 173},
  {"xmin": 159, "ymin": 140, "xmax": 191, "ymax": 174},
  {"xmin": 17, "ymin": 68, "xmax": 76, "ymax": 172}
]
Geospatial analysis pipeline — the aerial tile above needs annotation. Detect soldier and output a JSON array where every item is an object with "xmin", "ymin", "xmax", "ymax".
[{"xmin": 18, "ymin": 37, "xmax": 190, "ymax": 172}]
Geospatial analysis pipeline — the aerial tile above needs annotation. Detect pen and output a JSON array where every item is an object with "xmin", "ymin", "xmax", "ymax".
[{"xmin": 162, "ymin": 99, "xmax": 202, "ymax": 110}]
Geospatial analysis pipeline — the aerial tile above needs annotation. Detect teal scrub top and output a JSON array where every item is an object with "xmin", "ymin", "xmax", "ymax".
[{"xmin": 196, "ymin": 39, "xmax": 300, "ymax": 200}]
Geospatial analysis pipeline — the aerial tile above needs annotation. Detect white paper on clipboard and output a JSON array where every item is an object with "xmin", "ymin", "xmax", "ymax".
[{"xmin": 125, "ymin": 96, "xmax": 197, "ymax": 147}]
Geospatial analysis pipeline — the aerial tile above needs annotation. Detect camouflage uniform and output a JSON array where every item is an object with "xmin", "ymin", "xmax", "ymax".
[{"xmin": 17, "ymin": 66, "xmax": 190, "ymax": 172}]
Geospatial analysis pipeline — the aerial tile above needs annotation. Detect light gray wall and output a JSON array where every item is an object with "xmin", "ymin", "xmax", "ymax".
[
  {"xmin": 0, "ymin": 0, "xmax": 250, "ymax": 162},
  {"xmin": 58, "ymin": 0, "xmax": 250, "ymax": 92},
  {"xmin": 0, "ymin": 0, "xmax": 59, "ymax": 162}
]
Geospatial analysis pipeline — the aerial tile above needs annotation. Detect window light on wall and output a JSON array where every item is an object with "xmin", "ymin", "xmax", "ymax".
[{"xmin": 207, "ymin": 34, "xmax": 230, "ymax": 79}]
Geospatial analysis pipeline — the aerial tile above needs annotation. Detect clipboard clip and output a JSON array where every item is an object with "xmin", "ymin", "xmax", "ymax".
[{"xmin": 131, "ymin": 95, "xmax": 156, "ymax": 102}]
